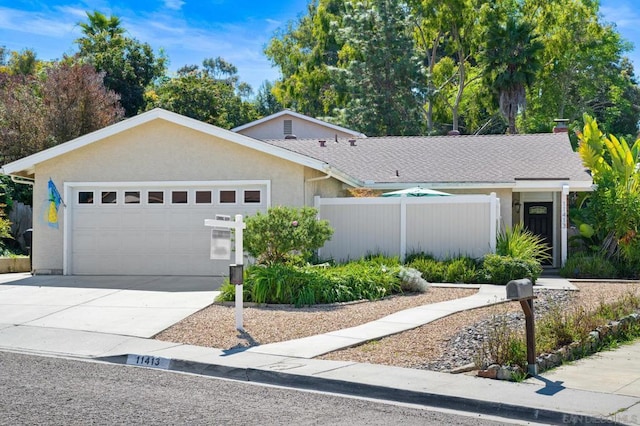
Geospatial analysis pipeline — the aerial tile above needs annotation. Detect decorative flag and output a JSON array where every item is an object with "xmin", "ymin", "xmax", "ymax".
[{"xmin": 47, "ymin": 178, "xmax": 63, "ymax": 228}]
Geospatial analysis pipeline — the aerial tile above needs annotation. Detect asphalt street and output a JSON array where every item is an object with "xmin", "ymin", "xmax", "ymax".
[{"xmin": 0, "ymin": 351, "xmax": 524, "ymax": 426}]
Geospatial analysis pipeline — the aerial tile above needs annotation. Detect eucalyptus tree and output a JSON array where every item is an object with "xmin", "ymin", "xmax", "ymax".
[
  {"xmin": 76, "ymin": 11, "xmax": 166, "ymax": 116},
  {"xmin": 265, "ymin": 0, "xmax": 346, "ymax": 116}
]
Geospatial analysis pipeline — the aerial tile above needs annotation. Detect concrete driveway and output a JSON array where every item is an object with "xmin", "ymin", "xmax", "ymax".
[{"xmin": 0, "ymin": 273, "xmax": 223, "ymax": 338}]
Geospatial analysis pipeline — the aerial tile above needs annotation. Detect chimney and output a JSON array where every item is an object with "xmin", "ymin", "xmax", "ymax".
[
  {"xmin": 553, "ymin": 119, "xmax": 569, "ymax": 133},
  {"xmin": 349, "ymin": 139, "xmax": 357, "ymax": 146},
  {"xmin": 319, "ymin": 140, "xmax": 326, "ymax": 147}
]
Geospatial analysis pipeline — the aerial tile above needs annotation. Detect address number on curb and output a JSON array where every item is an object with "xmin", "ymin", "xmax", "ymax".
[{"xmin": 126, "ymin": 354, "xmax": 171, "ymax": 370}]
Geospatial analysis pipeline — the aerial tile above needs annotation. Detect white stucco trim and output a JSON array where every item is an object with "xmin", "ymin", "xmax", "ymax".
[
  {"xmin": 232, "ymin": 109, "xmax": 367, "ymax": 138},
  {"xmin": 1, "ymin": 109, "xmax": 333, "ymax": 177},
  {"xmin": 363, "ymin": 180, "xmax": 593, "ymax": 192}
]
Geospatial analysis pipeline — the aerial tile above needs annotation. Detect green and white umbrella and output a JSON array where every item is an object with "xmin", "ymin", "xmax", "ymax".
[{"xmin": 381, "ymin": 187, "xmax": 451, "ymax": 197}]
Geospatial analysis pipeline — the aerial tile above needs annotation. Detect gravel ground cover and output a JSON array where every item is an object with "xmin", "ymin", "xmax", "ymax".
[{"xmin": 155, "ymin": 282, "xmax": 640, "ymax": 371}]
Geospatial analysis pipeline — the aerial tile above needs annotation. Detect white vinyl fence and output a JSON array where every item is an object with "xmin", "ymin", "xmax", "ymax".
[{"xmin": 315, "ymin": 193, "xmax": 500, "ymax": 262}]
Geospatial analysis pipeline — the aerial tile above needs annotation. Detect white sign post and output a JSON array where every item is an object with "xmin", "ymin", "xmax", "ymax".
[{"xmin": 205, "ymin": 214, "xmax": 246, "ymax": 331}]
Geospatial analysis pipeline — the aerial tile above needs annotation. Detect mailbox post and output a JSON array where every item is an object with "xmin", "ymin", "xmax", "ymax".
[{"xmin": 506, "ymin": 278, "xmax": 538, "ymax": 376}]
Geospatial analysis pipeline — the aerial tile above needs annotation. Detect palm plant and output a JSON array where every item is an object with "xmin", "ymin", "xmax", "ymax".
[{"xmin": 481, "ymin": 14, "xmax": 543, "ymax": 134}]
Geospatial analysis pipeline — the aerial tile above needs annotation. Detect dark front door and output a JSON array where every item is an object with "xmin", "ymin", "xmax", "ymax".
[{"xmin": 524, "ymin": 202, "xmax": 553, "ymax": 265}]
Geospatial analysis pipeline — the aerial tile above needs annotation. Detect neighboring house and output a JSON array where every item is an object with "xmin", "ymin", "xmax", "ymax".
[
  {"xmin": 232, "ymin": 109, "xmax": 366, "ymax": 140},
  {"xmin": 0, "ymin": 108, "xmax": 591, "ymax": 275}
]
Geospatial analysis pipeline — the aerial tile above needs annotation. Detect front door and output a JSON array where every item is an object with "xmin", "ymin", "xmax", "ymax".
[{"xmin": 524, "ymin": 202, "xmax": 553, "ymax": 265}]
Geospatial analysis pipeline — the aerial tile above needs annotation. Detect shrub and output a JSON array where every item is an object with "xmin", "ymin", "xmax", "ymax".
[
  {"xmin": 559, "ymin": 252, "xmax": 617, "ymax": 279},
  {"xmin": 445, "ymin": 257, "xmax": 478, "ymax": 283},
  {"xmin": 398, "ymin": 267, "xmax": 430, "ymax": 292},
  {"xmin": 244, "ymin": 206, "xmax": 333, "ymax": 265},
  {"xmin": 497, "ymin": 224, "xmax": 551, "ymax": 263},
  {"xmin": 407, "ymin": 257, "xmax": 446, "ymax": 282},
  {"xmin": 481, "ymin": 254, "xmax": 542, "ymax": 285}
]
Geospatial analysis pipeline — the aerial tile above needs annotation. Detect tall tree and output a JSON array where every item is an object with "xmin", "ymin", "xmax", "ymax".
[
  {"xmin": 480, "ymin": 9, "xmax": 543, "ymax": 134},
  {"xmin": 254, "ymin": 80, "xmax": 283, "ymax": 116},
  {"xmin": 265, "ymin": 0, "xmax": 346, "ymax": 116},
  {"xmin": 0, "ymin": 58, "xmax": 123, "ymax": 162},
  {"xmin": 42, "ymin": 61, "xmax": 124, "ymax": 144},
  {"xmin": 522, "ymin": 0, "xmax": 638, "ymax": 136},
  {"xmin": 336, "ymin": 0, "xmax": 426, "ymax": 135},
  {"xmin": 76, "ymin": 11, "xmax": 166, "ymax": 116},
  {"xmin": 146, "ymin": 58, "xmax": 257, "ymax": 128}
]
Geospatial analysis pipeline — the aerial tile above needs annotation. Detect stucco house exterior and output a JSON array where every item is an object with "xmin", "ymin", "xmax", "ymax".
[
  {"xmin": 1, "ymin": 108, "xmax": 592, "ymax": 275},
  {"xmin": 232, "ymin": 109, "xmax": 366, "ymax": 140}
]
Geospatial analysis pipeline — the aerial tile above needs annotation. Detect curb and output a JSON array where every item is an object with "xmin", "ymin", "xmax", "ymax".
[{"xmin": 98, "ymin": 354, "xmax": 626, "ymax": 425}]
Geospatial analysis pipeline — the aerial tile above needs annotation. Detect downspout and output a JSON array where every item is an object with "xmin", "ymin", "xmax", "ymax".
[{"xmin": 9, "ymin": 175, "xmax": 35, "ymax": 186}]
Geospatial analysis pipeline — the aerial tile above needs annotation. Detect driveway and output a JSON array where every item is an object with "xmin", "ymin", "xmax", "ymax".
[{"xmin": 0, "ymin": 274, "xmax": 223, "ymax": 338}]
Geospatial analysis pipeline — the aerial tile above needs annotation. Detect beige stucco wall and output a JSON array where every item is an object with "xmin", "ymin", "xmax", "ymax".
[
  {"xmin": 237, "ymin": 115, "xmax": 358, "ymax": 140},
  {"xmin": 32, "ymin": 119, "xmax": 308, "ymax": 273}
]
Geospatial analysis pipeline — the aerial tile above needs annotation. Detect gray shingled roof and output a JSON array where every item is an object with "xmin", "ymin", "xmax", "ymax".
[{"xmin": 264, "ymin": 133, "xmax": 591, "ymax": 185}]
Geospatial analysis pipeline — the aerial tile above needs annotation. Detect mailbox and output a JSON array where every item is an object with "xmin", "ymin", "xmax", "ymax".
[{"xmin": 506, "ymin": 278, "xmax": 533, "ymax": 301}]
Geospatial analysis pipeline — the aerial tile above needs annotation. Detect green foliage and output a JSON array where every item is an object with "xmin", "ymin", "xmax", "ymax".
[
  {"xmin": 496, "ymin": 224, "xmax": 551, "ymax": 263},
  {"xmin": 481, "ymin": 254, "xmax": 542, "ymax": 285},
  {"xmin": 407, "ymin": 257, "xmax": 446, "ymax": 283},
  {"xmin": 217, "ymin": 260, "xmax": 404, "ymax": 307},
  {"xmin": 445, "ymin": 257, "xmax": 478, "ymax": 284},
  {"xmin": 476, "ymin": 306, "xmax": 527, "ymax": 370},
  {"xmin": 76, "ymin": 11, "xmax": 167, "ymax": 116},
  {"xmin": 145, "ymin": 58, "xmax": 257, "ymax": 129},
  {"xmin": 334, "ymin": 0, "xmax": 426, "ymax": 136},
  {"xmin": 480, "ymin": 10, "xmax": 543, "ymax": 134},
  {"xmin": 559, "ymin": 252, "xmax": 617, "ymax": 279},
  {"xmin": 576, "ymin": 115, "xmax": 640, "ymax": 271},
  {"xmin": 244, "ymin": 206, "xmax": 333, "ymax": 266}
]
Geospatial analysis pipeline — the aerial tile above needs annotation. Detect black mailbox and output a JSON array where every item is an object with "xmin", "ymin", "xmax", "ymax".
[{"xmin": 506, "ymin": 278, "xmax": 533, "ymax": 301}]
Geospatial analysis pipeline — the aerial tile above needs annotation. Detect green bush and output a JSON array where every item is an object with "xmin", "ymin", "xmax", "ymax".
[
  {"xmin": 216, "ymin": 260, "xmax": 403, "ymax": 307},
  {"xmin": 407, "ymin": 257, "xmax": 446, "ymax": 282},
  {"xmin": 481, "ymin": 254, "xmax": 542, "ymax": 285},
  {"xmin": 244, "ymin": 206, "xmax": 333, "ymax": 265},
  {"xmin": 559, "ymin": 252, "xmax": 617, "ymax": 279},
  {"xmin": 445, "ymin": 257, "xmax": 478, "ymax": 283},
  {"xmin": 497, "ymin": 224, "xmax": 551, "ymax": 263}
]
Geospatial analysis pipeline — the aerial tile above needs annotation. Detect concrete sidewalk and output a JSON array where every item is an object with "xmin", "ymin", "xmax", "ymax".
[{"xmin": 1, "ymin": 274, "xmax": 639, "ymax": 424}]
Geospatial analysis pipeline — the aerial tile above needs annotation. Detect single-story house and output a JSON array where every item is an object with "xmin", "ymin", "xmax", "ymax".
[{"xmin": 1, "ymin": 108, "xmax": 592, "ymax": 275}]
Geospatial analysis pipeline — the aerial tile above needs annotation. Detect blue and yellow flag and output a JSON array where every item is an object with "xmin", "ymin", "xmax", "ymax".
[{"xmin": 47, "ymin": 178, "xmax": 63, "ymax": 228}]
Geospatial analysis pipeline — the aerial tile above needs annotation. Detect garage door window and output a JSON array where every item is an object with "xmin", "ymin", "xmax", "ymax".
[
  {"xmin": 78, "ymin": 191, "xmax": 94, "ymax": 204},
  {"xmin": 244, "ymin": 190, "xmax": 261, "ymax": 204},
  {"xmin": 219, "ymin": 190, "xmax": 236, "ymax": 204},
  {"xmin": 195, "ymin": 190, "xmax": 212, "ymax": 204},
  {"xmin": 124, "ymin": 191, "xmax": 141, "ymax": 204},
  {"xmin": 148, "ymin": 191, "xmax": 164, "ymax": 204},
  {"xmin": 101, "ymin": 191, "xmax": 117, "ymax": 204},
  {"xmin": 171, "ymin": 190, "xmax": 188, "ymax": 204}
]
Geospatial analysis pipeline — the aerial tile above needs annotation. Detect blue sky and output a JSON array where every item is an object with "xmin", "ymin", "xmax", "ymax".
[{"xmin": 0, "ymin": 0, "xmax": 639, "ymax": 93}]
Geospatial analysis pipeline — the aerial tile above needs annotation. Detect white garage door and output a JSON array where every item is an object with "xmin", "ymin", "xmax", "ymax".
[{"xmin": 68, "ymin": 182, "xmax": 268, "ymax": 275}]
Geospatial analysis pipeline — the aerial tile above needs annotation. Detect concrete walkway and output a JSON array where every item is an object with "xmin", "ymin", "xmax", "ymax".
[
  {"xmin": 1, "ymin": 274, "xmax": 639, "ymax": 424},
  {"xmin": 247, "ymin": 278, "xmax": 577, "ymax": 358}
]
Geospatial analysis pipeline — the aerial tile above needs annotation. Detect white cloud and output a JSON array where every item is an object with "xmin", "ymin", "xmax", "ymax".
[
  {"xmin": 0, "ymin": 7, "xmax": 79, "ymax": 38},
  {"xmin": 164, "ymin": 0, "xmax": 185, "ymax": 11}
]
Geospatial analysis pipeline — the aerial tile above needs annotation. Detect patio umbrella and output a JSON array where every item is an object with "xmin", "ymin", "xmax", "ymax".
[{"xmin": 381, "ymin": 187, "xmax": 451, "ymax": 197}]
